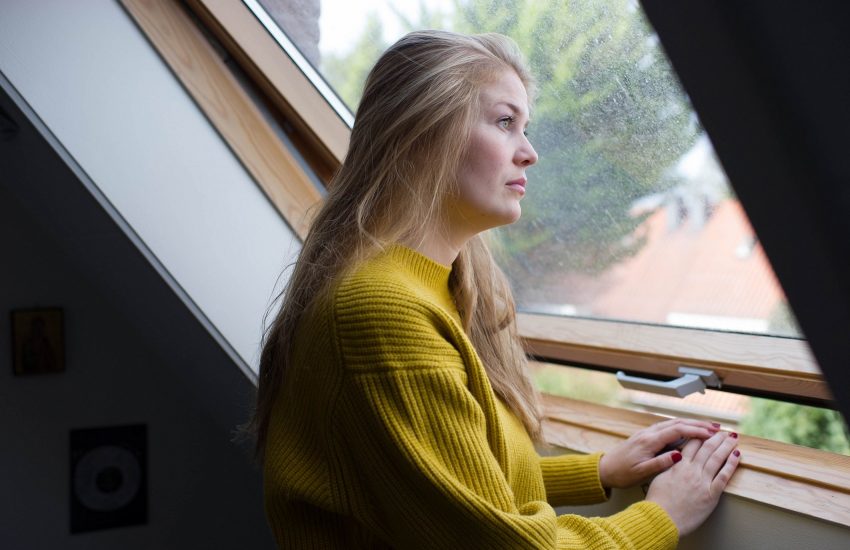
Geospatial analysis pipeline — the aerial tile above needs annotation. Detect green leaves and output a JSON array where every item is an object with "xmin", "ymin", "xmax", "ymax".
[
  {"xmin": 739, "ymin": 399, "xmax": 850, "ymax": 455},
  {"xmin": 320, "ymin": 13, "xmax": 388, "ymax": 112}
]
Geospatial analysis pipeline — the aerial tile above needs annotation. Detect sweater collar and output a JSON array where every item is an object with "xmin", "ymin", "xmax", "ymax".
[{"xmin": 386, "ymin": 244, "xmax": 452, "ymax": 291}]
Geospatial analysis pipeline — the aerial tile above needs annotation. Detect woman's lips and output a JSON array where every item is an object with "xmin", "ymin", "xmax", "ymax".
[{"xmin": 506, "ymin": 178, "xmax": 527, "ymax": 195}]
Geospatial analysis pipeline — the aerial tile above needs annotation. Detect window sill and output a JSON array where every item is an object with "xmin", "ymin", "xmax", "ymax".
[{"xmin": 540, "ymin": 392, "xmax": 850, "ymax": 527}]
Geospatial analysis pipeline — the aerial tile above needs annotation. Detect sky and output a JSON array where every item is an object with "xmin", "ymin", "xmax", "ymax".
[{"xmin": 318, "ymin": 0, "xmax": 454, "ymax": 56}]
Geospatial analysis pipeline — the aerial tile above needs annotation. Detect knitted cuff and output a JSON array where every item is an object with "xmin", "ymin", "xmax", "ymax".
[
  {"xmin": 540, "ymin": 451, "xmax": 609, "ymax": 507},
  {"xmin": 608, "ymin": 501, "xmax": 679, "ymax": 550}
]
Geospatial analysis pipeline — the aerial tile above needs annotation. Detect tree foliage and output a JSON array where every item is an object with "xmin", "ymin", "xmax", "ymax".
[
  {"xmin": 320, "ymin": 12, "xmax": 388, "ymax": 112},
  {"xmin": 739, "ymin": 399, "xmax": 850, "ymax": 455}
]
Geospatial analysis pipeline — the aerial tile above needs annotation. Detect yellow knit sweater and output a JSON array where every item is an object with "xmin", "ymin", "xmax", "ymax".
[{"xmin": 264, "ymin": 245, "xmax": 678, "ymax": 549}]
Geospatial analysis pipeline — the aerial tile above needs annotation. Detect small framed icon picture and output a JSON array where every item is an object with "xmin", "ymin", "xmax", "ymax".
[
  {"xmin": 70, "ymin": 424, "xmax": 148, "ymax": 533},
  {"xmin": 11, "ymin": 308, "xmax": 64, "ymax": 375}
]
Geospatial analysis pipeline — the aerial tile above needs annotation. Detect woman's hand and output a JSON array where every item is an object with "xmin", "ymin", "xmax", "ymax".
[
  {"xmin": 646, "ymin": 431, "xmax": 741, "ymax": 536},
  {"xmin": 598, "ymin": 418, "xmax": 720, "ymax": 489}
]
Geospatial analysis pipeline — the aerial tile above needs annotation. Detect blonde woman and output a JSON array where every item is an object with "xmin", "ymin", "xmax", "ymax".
[{"xmin": 254, "ymin": 30, "xmax": 740, "ymax": 549}]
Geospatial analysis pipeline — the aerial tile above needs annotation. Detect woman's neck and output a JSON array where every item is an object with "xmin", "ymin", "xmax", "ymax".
[{"xmin": 401, "ymin": 227, "xmax": 466, "ymax": 267}]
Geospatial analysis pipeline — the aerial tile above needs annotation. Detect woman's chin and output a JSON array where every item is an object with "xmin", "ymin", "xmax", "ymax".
[
  {"xmin": 504, "ymin": 204, "xmax": 523, "ymax": 225},
  {"xmin": 488, "ymin": 206, "xmax": 522, "ymax": 230}
]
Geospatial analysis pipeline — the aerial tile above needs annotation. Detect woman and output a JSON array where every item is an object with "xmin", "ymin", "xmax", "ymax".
[{"xmin": 254, "ymin": 30, "xmax": 740, "ymax": 549}]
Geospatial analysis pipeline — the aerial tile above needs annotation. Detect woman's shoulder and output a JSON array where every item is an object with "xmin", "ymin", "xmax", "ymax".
[
  {"xmin": 335, "ymin": 255, "xmax": 429, "ymax": 314},
  {"xmin": 326, "ymin": 250, "xmax": 468, "ymax": 374},
  {"xmin": 339, "ymin": 251, "xmax": 416, "ymax": 293},
  {"xmin": 331, "ymin": 245, "xmax": 457, "ymax": 326}
]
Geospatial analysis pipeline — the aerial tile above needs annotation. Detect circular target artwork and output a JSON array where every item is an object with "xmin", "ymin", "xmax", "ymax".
[
  {"xmin": 73, "ymin": 445, "xmax": 142, "ymax": 511},
  {"xmin": 70, "ymin": 424, "xmax": 147, "ymax": 533}
]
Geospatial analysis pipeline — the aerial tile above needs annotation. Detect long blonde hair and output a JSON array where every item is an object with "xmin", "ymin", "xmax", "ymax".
[{"xmin": 253, "ymin": 30, "xmax": 541, "ymax": 459}]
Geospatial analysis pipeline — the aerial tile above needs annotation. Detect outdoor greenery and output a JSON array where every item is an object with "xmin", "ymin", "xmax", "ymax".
[
  {"xmin": 320, "ymin": 12, "xmax": 388, "ymax": 112},
  {"xmin": 532, "ymin": 363, "xmax": 626, "ymax": 407},
  {"xmin": 739, "ymin": 399, "xmax": 850, "ymax": 455}
]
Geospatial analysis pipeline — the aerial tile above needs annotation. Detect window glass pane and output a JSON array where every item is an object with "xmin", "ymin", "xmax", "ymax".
[
  {"xmin": 533, "ymin": 362, "xmax": 850, "ymax": 455},
  {"xmin": 259, "ymin": 0, "xmax": 802, "ymax": 338}
]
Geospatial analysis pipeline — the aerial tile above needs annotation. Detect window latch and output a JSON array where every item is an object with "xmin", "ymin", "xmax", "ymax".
[{"xmin": 616, "ymin": 366, "xmax": 722, "ymax": 398}]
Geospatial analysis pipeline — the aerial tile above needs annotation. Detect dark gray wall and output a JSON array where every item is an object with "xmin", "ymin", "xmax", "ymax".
[
  {"xmin": 0, "ymin": 135, "xmax": 273, "ymax": 549},
  {"xmin": 0, "ymin": 0, "xmax": 301, "ymax": 373}
]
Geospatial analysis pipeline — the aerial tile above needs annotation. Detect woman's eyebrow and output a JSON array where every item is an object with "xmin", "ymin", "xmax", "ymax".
[
  {"xmin": 494, "ymin": 101, "xmax": 521, "ymax": 113},
  {"xmin": 493, "ymin": 101, "xmax": 530, "ymax": 120}
]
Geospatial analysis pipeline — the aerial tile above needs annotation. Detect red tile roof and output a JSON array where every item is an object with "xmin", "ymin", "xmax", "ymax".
[{"xmin": 587, "ymin": 199, "xmax": 787, "ymax": 327}]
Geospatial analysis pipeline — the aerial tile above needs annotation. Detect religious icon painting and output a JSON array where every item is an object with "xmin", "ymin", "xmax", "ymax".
[{"xmin": 11, "ymin": 308, "xmax": 65, "ymax": 375}]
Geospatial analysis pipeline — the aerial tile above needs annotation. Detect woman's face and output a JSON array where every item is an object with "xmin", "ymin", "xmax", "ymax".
[{"xmin": 449, "ymin": 70, "xmax": 538, "ymax": 239}]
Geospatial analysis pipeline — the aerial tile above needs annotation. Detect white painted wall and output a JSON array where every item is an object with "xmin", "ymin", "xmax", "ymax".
[{"xmin": 0, "ymin": 0, "xmax": 301, "ymax": 372}]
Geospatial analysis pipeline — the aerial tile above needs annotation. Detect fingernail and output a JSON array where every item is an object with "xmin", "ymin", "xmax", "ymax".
[
  {"xmin": 672, "ymin": 451, "xmax": 683, "ymax": 463},
  {"xmin": 731, "ymin": 432, "xmax": 738, "ymax": 439},
  {"xmin": 712, "ymin": 422, "xmax": 721, "ymax": 428},
  {"xmin": 734, "ymin": 450, "xmax": 741, "ymax": 457}
]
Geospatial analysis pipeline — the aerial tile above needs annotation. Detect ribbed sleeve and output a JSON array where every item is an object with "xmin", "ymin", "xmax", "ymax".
[
  {"xmin": 540, "ymin": 452, "xmax": 609, "ymax": 506},
  {"xmin": 606, "ymin": 502, "xmax": 679, "ymax": 549},
  {"xmin": 263, "ymin": 245, "xmax": 679, "ymax": 549}
]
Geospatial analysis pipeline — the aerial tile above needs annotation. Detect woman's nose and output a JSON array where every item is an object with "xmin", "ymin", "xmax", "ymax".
[{"xmin": 516, "ymin": 140, "xmax": 538, "ymax": 166}]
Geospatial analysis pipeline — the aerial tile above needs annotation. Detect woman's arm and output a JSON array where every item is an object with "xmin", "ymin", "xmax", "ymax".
[
  {"xmin": 539, "ymin": 419, "xmax": 723, "ymax": 508},
  {"xmin": 538, "ymin": 452, "xmax": 609, "ymax": 507},
  {"xmin": 337, "ymin": 364, "xmax": 678, "ymax": 549}
]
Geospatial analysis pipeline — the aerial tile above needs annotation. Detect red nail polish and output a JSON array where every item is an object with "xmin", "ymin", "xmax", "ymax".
[
  {"xmin": 712, "ymin": 422, "xmax": 721, "ymax": 428},
  {"xmin": 672, "ymin": 451, "xmax": 682, "ymax": 463},
  {"xmin": 731, "ymin": 432, "xmax": 739, "ymax": 439},
  {"xmin": 734, "ymin": 450, "xmax": 741, "ymax": 457}
]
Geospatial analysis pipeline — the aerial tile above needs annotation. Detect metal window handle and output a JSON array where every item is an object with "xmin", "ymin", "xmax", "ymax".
[{"xmin": 616, "ymin": 367, "xmax": 722, "ymax": 398}]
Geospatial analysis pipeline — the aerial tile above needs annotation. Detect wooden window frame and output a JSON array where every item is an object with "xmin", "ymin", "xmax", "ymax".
[
  {"xmin": 127, "ymin": 0, "xmax": 850, "ymax": 528},
  {"xmin": 121, "ymin": 0, "xmax": 322, "ymax": 239},
  {"xmin": 184, "ymin": 0, "xmax": 350, "ymax": 182},
  {"xmin": 519, "ymin": 312, "xmax": 831, "ymax": 406}
]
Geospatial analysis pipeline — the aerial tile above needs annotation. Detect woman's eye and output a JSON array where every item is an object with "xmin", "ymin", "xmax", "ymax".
[{"xmin": 498, "ymin": 116, "xmax": 514, "ymax": 129}]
